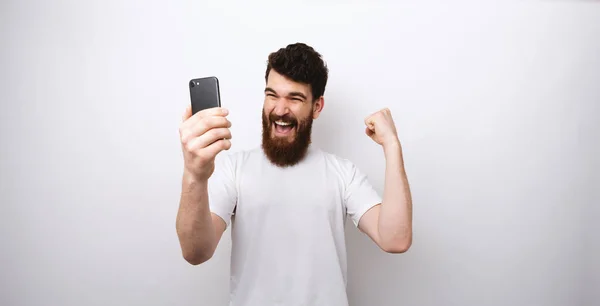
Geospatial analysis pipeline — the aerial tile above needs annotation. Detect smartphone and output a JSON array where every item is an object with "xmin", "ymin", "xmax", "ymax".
[{"xmin": 189, "ymin": 76, "xmax": 221, "ymax": 115}]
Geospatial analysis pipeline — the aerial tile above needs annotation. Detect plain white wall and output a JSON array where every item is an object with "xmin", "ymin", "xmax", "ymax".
[
  {"xmin": 585, "ymin": 144, "xmax": 599, "ymax": 305},
  {"xmin": 1, "ymin": 1, "xmax": 598, "ymax": 306}
]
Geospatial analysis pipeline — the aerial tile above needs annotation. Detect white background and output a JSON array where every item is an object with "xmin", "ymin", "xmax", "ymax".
[{"xmin": 1, "ymin": 1, "xmax": 598, "ymax": 305}]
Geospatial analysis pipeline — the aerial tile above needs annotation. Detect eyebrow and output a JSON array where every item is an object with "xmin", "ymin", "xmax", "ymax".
[{"xmin": 265, "ymin": 87, "xmax": 307, "ymax": 101}]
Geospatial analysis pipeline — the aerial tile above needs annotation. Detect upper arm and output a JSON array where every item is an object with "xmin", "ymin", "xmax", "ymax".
[
  {"xmin": 207, "ymin": 154, "xmax": 238, "ymax": 229},
  {"xmin": 342, "ymin": 159, "xmax": 382, "ymax": 237},
  {"xmin": 211, "ymin": 212, "xmax": 227, "ymax": 245},
  {"xmin": 357, "ymin": 203, "xmax": 384, "ymax": 248}
]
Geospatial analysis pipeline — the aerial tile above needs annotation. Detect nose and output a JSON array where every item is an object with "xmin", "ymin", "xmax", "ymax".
[{"xmin": 272, "ymin": 99, "xmax": 291, "ymax": 117}]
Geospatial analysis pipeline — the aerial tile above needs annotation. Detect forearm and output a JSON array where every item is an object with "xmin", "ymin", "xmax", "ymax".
[
  {"xmin": 176, "ymin": 171, "xmax": 217, "ymax": 264},
  {"xmin": 378, "ymin": 140, "xmax": 413, "ymax": 252}
]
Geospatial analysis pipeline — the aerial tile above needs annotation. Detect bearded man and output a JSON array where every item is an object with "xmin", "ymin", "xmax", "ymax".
[{"xmin": 176, "ymin": 42, "xmax": 413, "ymax": 306}]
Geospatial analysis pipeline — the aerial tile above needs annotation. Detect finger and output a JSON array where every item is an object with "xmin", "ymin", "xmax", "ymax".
[
  {"xmin": 194, "ymin": 127, "xmax": 232, "ymax": 149},
  {"xmin": 197, "ymin": 116, "xmax": 231, "ymax": 134},
  {"xmin": 182, "ymin": 105, "xmax": 192, "ymax": 122},
  {"xmin": 364, "ymin": 117, "xmax": 375, "ymax": 129},
  {"xmin": 185, "ymin": 128, "xmax": 231, "ymax": 153},
  {"xmin": 364, "ymin": 112, "xmax": 377, "ymax": 127},
  {"xmin": 195, "ymin": 107, "xmax": 229, "ymax": 119},
  {"xmin": 201, "ymin": 139, "xmax": 232, "ymax": 159},
  {"xmin": 365, "ymin": 126, "xmax": 374, "ymax": 137},
  {"xmin": 183, "ymin": 107, "xmax": 229, "ymax": 130},
  {"xmin": 181, "ymin": 116, "xmax": 231, "ymax": 144}
]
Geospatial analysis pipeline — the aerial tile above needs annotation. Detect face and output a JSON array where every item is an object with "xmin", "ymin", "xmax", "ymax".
[{"xmin": 261, "ymin": 70, "xmax": 324, "ymax": 167}]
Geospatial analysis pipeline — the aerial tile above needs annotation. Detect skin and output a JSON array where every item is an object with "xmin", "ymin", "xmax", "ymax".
[
  {"xmin": 176, "ymin": 106, "xmax": 231, "ymax": 264},
  {"xmin": 263, "ymin": 70, "xmax": 324, "ymax": 138},
  {"xmin": 175, "ymin": 70, "xmax": 412, "ymax": 265},
  {"xmin": 359, "ymin": 109, "xmax": 413, "ymax": 253}
]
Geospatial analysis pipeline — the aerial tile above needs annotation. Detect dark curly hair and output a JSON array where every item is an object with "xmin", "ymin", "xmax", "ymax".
[{"xmin": 265, "ymin": 42, "xmax": 329, "ymax": 102}]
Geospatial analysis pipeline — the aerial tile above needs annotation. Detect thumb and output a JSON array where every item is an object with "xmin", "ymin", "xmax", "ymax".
[
  {"xmin": 365, "ymin": 126, "xmax": 374, "ymax": 137},
  {"xmin": 182, "ymin": 105, "xmax": 192, "ymax": 122}
]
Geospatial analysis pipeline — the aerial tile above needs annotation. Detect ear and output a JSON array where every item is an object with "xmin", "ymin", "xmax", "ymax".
[{"xmin": 312, "ymin": 96, "xmax": 325, "ymax": 119}]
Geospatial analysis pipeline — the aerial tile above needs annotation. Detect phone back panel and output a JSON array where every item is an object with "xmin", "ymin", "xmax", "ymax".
[{"xmin": 189, "ymin": 76, "xmax": 221, "ymax": 115}]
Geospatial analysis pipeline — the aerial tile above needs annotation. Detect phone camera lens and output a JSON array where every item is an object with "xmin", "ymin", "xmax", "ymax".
[{"xmin": 190, "ymin": 81, "xmax": 195, "ymax": 87}]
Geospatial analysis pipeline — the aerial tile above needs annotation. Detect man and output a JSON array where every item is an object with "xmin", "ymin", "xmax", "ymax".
[{"xmin": 176, "ymin": 43, "xmax": 413, "ymax": 305}]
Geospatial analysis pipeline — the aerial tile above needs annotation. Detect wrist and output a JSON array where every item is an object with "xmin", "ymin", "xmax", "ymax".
[
  {"xmin": 182, "ymin": 169, "xmax": 208, "ymax": 187},
  {"xmin": 382, "ymin": 137, "xmax": 402, "ymax": 152}
]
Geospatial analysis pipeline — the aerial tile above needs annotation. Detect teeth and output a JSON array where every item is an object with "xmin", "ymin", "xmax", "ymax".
[{"xmin": 275, "ymin": 121, "xmax": 292, "ymax": 126}]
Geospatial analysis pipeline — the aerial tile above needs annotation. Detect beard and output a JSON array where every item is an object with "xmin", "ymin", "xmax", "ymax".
[{"xmin": 261, "ymin": 108, "xmax": 313, "ymax": 167}]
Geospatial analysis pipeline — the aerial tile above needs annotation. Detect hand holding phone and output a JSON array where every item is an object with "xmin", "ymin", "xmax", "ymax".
[{"xmin": 179, "ymin": 77, "xmax": 231, "ymax": 181}]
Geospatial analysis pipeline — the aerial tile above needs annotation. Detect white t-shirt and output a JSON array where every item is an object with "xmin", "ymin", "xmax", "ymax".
[{"xmin": 207, "ymin": 144, "xmax": 382, "ymax": 306}]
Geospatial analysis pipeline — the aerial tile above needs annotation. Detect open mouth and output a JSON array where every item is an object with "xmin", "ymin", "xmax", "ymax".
[{"xmin": 272, "ymin": 120, "xmax": 296, "ymax": 136}]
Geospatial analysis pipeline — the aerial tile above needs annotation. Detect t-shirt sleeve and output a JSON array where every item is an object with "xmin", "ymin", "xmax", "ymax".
[
  {"xmin": 343, "ymin": 160, "xmax": 383, "ymax": 227},
  {"xmin": 207, "ymin": 153, "xmax": 238, "ymax": 228}
]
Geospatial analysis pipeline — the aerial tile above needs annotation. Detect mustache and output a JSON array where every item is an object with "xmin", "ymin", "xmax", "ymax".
[{"xmin": 269, "ymin": 113, "xmax": 297, "ymax": 125}]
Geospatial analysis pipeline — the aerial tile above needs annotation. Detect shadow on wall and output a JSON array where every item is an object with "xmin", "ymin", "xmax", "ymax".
[
  {"xmin": 311, "ymin": 93, "xmax": 437, "ymax": 305},
  {"xmin": 309, "ymin": 93, "xmax": 401, "ymax": 305},
  {"xmin": 310, "ymin": 93, "xmax": 346, "ymax": 155},
  {"xmin": 310, "ymin": 92, "xmax": 376, "ymax": 156}
]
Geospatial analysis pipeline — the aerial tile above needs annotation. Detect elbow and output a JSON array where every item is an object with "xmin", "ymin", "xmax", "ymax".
[
  {"xmin": 182, "ymin": 249, "xmax": 214, "ymax": 265},
  {"xmin": 382, "ymin": 235, "xmax": 412, "ymax": 254},
  {"xmin": 383, "ymin": 240, "xmax": 411, "ymax": 254},
  {"xmin": 176, "ymin": 226, "xmax": 216, "ymax": 265}
]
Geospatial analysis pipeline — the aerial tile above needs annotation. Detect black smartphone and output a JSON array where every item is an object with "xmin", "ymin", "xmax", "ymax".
[{"xmin": 189, "ymin": 76, "xmax": 221, "ymax": 115}]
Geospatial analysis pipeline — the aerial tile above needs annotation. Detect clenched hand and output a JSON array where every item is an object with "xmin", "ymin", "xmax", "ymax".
[
  {"xmin": 364, "ymin": 108, "xmax": 400, "ymax": 148},
  {"xmin": 179, "ymin": 106, "xmax": 232, "ymax": 181}
]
